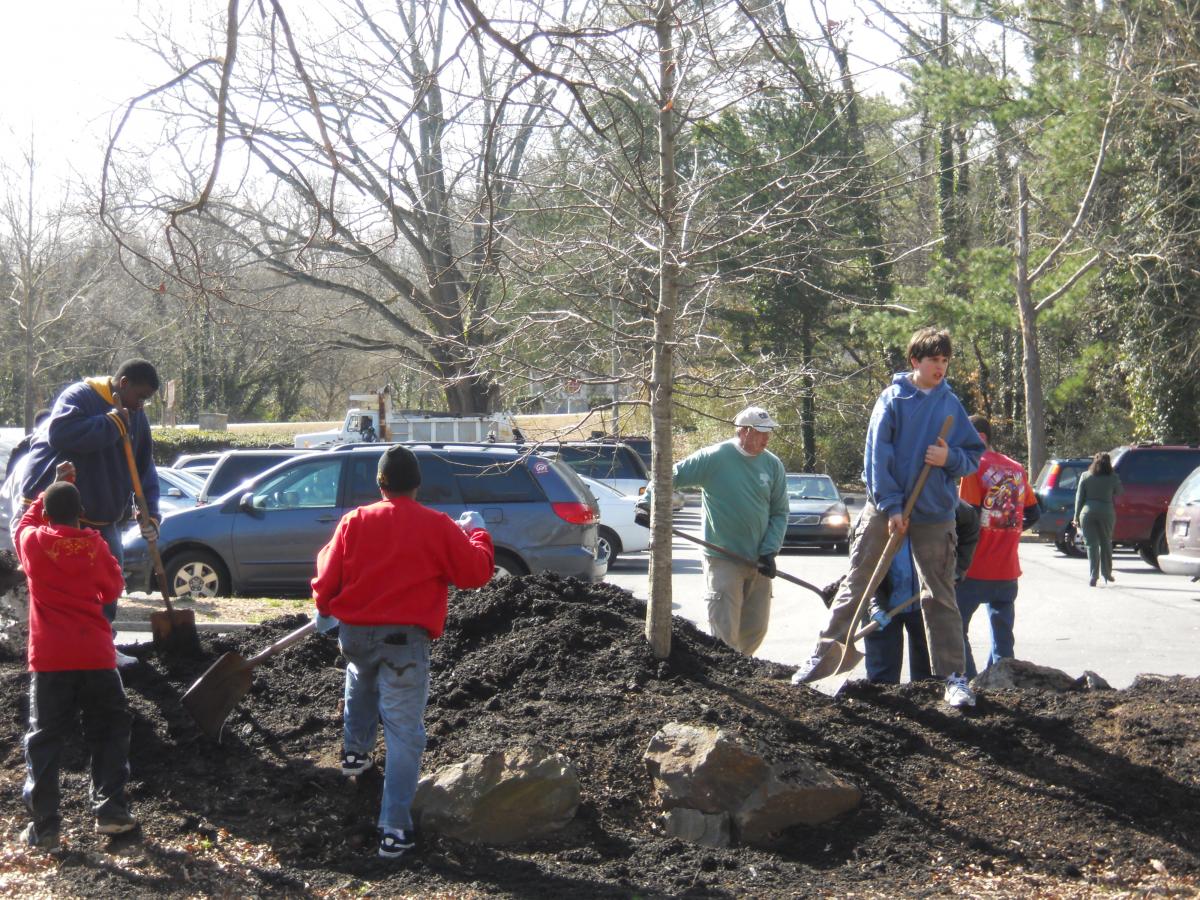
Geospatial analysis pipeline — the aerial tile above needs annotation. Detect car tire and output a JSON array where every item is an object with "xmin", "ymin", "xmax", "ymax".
[
  {"xmin": 492, "ymin": 549, "xmax": 530, "ymax": 581},
  {"xmin": 597, "ymin": 527, "xmax": 622, "ymax": 567},
  {"xmin": 1056, "ymin": 524, "xmax": 1086, "ymax": 558},
  {"xmin": 1137, "ymin": 523, "xmax": 1168, "ymax": 569},
  {"xmin": 165, "ymin": 550, "xmax": 230, "ymax": 599}
]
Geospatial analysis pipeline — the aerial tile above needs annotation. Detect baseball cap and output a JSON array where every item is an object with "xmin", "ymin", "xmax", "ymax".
[{"xmin": 733, "ymin": 406, "xmax": 777, "ymax": 432}]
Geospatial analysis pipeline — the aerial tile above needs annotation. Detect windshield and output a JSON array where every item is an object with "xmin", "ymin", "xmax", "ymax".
[{"xmin": 786, "ymin": 475, "xmax": 839, "ymax": 501}]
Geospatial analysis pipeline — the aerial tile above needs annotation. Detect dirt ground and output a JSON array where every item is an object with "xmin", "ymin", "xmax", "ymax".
[{"xmin": 1, "ymin": 573, "xmax": 1198, "ymax": 898}]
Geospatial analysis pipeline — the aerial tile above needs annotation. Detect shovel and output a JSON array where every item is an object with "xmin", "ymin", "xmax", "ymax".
[
  {"xmin": 119, "ymin": 434, "xmax": 201, "ymax": 656},
  {"xmin": 799, "ymin": 415, "xmax": 954, "ymax": 687},
  {"xmin": 669, "ymin": 527, "xmax": 835, "ymax": 607},
  {"xmin": 808, "ymin": 591, "xmax": 922, "ymax": 697},
  {"xmin": 183, "ymin": 619, "xmax": 316, "ymax": 740}
]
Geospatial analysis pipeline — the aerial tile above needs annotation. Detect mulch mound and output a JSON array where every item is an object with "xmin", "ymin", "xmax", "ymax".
[{"xmin": 1, "ymin": 573, "xmax": 1197, "ymax": 898}]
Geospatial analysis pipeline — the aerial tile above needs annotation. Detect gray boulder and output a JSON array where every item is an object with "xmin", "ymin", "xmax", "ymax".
[
  {"xmin": 644, "ymin": 723, "xmax": 860, "ymax": 846},
  {"xmin": 413, "ymin": 743, "xmax": 579, "ymax": 844},
  {"xmin": 971, "ymin": 658, "xmax": 1080, "ymax": 692}
]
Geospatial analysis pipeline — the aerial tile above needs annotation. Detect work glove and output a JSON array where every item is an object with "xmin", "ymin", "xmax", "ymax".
[
  {"xmin": 457, "ymin": 510, "xmax": 487, "ymax": 533},
  {"xmin": 139, "ymin": 517, "xmax": 159, "ymax": 543},
  {"xmin": 313, "ymin": 612, "xmax": 340, "ymax": 635},
  {"xmin": 757, "ymin": 553, "xmax": 777, "ymax": 579},
  {"xmin": 870, "ymin": 608, "xmax": 892, "ymax": 630}
]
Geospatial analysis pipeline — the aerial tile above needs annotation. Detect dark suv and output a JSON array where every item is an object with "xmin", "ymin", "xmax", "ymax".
[
  {"xmin": 1109, "ymin": 443, "xmax": 1200, "ymax": 567},
  {"xmin": 122, "ymin": 444, "xmax": 605, "ymax": 598},
  {"xmin": 1033, "ymin": 457, "xmax": 1091, "ymax": 556}
]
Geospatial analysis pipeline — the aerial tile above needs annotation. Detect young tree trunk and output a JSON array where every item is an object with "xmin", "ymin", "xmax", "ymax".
[
  {"xmin": 1015, "ymin": 172, "xmax": 1047, "ymax": 476},
  {"xmin": 646, "ymin": 0, "xmax": 679, "ymax": 660}
]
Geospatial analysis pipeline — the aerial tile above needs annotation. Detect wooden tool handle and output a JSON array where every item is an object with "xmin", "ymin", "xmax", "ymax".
[
  {"xmin": 669, "ymin": 528, "xmax": 828, "ymax": 602},
  {"xmin": 247, "ymin": 620, "xmax": 317, "ymax": 667},
  {"xmin": 831, "ymin": 415, "xmax": 954, "ymax": 670},
  {"xmin": 119, "ymin": 433, "xmax": 174, "ymax": 611}
]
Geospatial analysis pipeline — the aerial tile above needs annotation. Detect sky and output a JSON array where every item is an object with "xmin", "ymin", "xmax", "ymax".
[
  {"xmin": 0, "ymin": 0, "xmax": 195, "ymax": 190},
  {"xmin": 0, "ymin": 0, "xmax": 972, "ymax": 197}
]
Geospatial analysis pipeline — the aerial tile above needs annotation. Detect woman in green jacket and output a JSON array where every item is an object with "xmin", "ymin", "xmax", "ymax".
[{"xmin": 1073, "ymin": 452, "xmax": 1122, "ymax": 586}]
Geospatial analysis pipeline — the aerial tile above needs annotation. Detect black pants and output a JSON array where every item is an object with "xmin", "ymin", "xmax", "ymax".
[
  {"xmin": 24, "ymin": 669, "xmax": 132, "ymax": 831},
  {"xmin": 864, "ymin": 607, "xmax": 933, "ymax": 684}
]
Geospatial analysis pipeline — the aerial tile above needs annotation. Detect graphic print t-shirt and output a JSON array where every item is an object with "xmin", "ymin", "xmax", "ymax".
[{"xmin": 959, "ymin": 449, "xmax": 1037, "ymax": 581}]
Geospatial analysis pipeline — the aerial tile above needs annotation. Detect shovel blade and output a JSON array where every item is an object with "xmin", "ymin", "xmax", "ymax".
[
  {"xmin": 794, "ymin": 640, "xmax": 865, "ymax": 696},
  {"xmin": 150, "ymin": 608, "xmax": 202, "ymax": 656},
  {"xmin": 182, "ymin": 651, "xmax": 254, "ymax": 741}
]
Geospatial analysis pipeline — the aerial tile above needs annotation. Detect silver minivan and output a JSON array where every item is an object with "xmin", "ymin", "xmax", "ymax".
[{"xmin": 122, "ymin": 444, "xmax": 605, "ymax": 598}]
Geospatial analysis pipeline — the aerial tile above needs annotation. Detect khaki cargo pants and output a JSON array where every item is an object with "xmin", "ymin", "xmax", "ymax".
[
  {"xmin": 704, "ymin": 555, "xmax": 772, "ymax": 656},
  {"xmin": 815, "ymin": 502, "xmax": 966, "ymax": 677}
]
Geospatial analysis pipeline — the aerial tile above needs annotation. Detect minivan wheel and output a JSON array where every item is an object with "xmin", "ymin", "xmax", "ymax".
[
  {"xmin": 597, "ymin": 527, "xmax": 622, "ymax": 567},
  {"xmin": 1138, "ymin": 524, "xmax": 1168, "ymax": 569},
  {"xmin": 165, "ymin": 550, "xmax": 230, "ymax": 599},
  {"xmin": 1056, "ymin": 524, "xmax": 1086, "ymax": 558},
  {"xmin": 492, "ymin": 550, "xmax": 530, "ymax": 581}
]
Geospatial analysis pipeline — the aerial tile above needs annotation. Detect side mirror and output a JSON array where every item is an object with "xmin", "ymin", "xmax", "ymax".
[
  {"xmin": 239, "ymin": 491, "xmax": 260, "ymax": 513},
  {"xmin": 166, "ymin": 487, "xmax": 184, "ymax": 498}
]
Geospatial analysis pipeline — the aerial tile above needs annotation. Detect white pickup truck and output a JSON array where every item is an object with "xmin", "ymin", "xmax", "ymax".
[{"xmin": 294, "ymin": 394, "xmax": 516, "ymax": 448}]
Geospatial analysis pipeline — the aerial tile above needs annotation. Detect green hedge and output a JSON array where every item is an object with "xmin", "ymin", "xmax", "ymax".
[{"xmin": 151, "ymin": 429, "xmax": 294, "ymax": 466}]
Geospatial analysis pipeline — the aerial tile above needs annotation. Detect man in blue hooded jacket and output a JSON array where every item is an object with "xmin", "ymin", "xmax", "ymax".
[
  {"xmin": 792, "ymin": 327, "xmax": 984, "ymax": 707},
  {"xmin": 15, "ymin": 360, "xmax": 161, "ymax": 648}
]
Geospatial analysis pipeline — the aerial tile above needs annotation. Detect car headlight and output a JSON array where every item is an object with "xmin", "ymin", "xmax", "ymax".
[{"xmin": 822, "ymin": 513, "xmax": 849, "ymax": 526}]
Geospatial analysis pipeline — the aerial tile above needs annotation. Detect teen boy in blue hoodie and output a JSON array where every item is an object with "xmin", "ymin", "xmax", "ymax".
[{"xmin": 792, "ymin": 327, "xmax": 985, "ymax": 707}]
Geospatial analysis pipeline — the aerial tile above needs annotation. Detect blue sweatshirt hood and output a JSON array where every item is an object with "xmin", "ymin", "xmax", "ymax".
[{"xmin": 861, "ymin": 371, "xmax": 984, "ymax": 524}]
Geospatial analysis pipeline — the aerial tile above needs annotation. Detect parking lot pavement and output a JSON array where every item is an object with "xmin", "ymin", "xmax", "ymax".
[{"xmin": 604, "ymin": 512, "xmax": 1200, "ymax": 689}]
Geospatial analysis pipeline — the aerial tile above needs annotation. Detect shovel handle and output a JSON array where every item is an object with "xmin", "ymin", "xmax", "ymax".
[
  {"xmin": 118, "ymin": 433, "xmax": 175, "ymax": 614},
  {"xmin": 668, "ymin": 528, "xmax": 829, "ymax": 604},
  {"xmin": 247, "ymin": 620, "xmax": 317, "ymax": 667},
  {"xmin": 830, "ymin": 415, "xmax": 954, "ymax": 671}
]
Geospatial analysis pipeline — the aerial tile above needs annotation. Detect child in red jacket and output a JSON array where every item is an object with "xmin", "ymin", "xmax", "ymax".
[
  {"xmin": 312, "ymin": 445, "xmax": 494, "ymax": 860},
  {"xmin": 15, "ymin": 462, "xmax": 135, "ymax": 851}
]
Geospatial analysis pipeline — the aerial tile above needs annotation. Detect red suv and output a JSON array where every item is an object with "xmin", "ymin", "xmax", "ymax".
[{"xmin": 1109, "ymin": 443, "xmax": 1200, "ymax": 568}]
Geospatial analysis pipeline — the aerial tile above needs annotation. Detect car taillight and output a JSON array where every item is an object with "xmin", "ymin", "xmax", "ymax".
[
  {"xmin": 552, "ymin": 501, "xmax": 598, "ymax": 524},
  {"xmin": 1044, "ymin": 463, "xmax": 1061, "ymax": 489}
]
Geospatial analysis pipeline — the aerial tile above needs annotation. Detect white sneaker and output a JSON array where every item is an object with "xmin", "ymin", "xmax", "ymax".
[
  {"xmin": 790, "ymin": 654, "xmax": 825, "ymax": 685},
  {"xmin": 944, "ymin": 673, "xmax": 975, "ymax": 708},
  {"xmin": 115, "ymin": 650, "xmax": 139, "ymax": 669}
]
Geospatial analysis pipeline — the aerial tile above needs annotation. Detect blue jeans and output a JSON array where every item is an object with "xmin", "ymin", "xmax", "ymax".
[
  {"xmin": 865, "ymin": 606, "xmax": 933, "ymax": 684},
  {"xmin": 24, "ymin": 669, "xmax": 132, "ymax": 832},
  {"xmin": 338, "ymin": 624, "xmax": 430, "ymax": 831},
  {"xmin": 955, "ymin": 578, "xmax": 1018, "ymax": 678},
  {"xmin": 93, "ymin": 523, "xmax": 125, "ymax": 624}
]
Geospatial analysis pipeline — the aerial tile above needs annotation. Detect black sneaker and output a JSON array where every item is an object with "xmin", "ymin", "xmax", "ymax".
[
  {"xmin": 378, "ymin": 828, "xmax": 415, "ymax": 859},
  {"xmin": 21, "ymin": 821, "xmax": 60, "ymax": 851},
  {"xmin": 95, "ymin": 810, "xmax": 138, "ymax": 834},
  {"xmin": 341, "ymin": 750, "xmax": 373, "ymax": 776}
]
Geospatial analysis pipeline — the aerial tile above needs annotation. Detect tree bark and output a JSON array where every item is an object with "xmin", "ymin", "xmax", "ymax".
[
  {"xmin": 1015, "ymin": 172, "xmax": 1047, "ymax": 476},
  {"xmin": 646, "ymin": 0, "xmax": 678, "ymax": 660}
]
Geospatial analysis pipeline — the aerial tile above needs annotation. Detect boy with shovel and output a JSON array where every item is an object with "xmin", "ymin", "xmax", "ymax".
[
  {"xmin": 311, "ymin": 445, "xmax": 494, "ymax": 860},
  {"xmin": 16, "ymin": 463, "xmax": 136, "ymax": 851},
  {"xmin": 791, "ymin": 327, "xmax": 984, "ymax": 707}
]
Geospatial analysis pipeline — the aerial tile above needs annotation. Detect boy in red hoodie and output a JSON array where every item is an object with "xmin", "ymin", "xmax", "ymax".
[
  {"xmin": 311, "ymin": 445, "xmax": 494, "ymax": 860},
  {"xmin": 15, "ymin": 463, "xmax": 135, "ymax": 851}
]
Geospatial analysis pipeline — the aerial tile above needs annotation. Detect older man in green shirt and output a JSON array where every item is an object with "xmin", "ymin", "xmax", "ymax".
[{"xmin": 663, "ymin": 406, "xmax": 789, "ymax": 655}]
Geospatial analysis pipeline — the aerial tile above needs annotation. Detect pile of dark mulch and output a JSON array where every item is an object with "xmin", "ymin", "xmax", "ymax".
[{"xmin": 1, "ymin": 572, "xmax": 1197, "ymax": 898}]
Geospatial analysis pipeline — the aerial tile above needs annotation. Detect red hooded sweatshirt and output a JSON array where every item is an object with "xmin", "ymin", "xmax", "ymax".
[
  {"xmin": 311, "ymin": 496, "xmax": 494, "ymax": 638},
  {"xmin": 15, "ymin": 495, "xmax": 125, "ymax": 672}
]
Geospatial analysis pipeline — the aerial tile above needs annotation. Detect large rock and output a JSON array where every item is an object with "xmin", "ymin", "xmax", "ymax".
[
  {"xmin": 413, "ymin": 744, "xmax": 579, "ymax": 844},
  {"xmin": 644, "ymin": 723, "xmax": 860, "ymax": 846},
  {"xmin": 644, "ymin": 722, "xmax": 770, "ymax": 813},
  {"xmin": 658, "ymin": 808, "xmax": 731, "ymax": 848},
  {"xmin": 734, "ymin": 759, "xmax": 863, "ymax": 843},
  {"xmin": 971, "ymin": 658, "xmax": 1080, "ymax": 692}
]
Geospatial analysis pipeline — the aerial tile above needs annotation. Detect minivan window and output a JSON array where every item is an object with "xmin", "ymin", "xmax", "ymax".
[
  {"xmin": 450, "ymin": 456, "xmax": 540, "ymax": 503},
  {"xmin": 1119, "ymin": 450, "xmax": 1200, "ymax": 485},
  {"xmin": 252, "ymin": 458, "xmax": 343, "ymax": 509},
  {"xmin": 556, "ymin": 446, "xmax": 648, "ymax": 481},
  {"xmin": 209, "ymin": 453, "xmax": 300, "ymax": 497}
]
